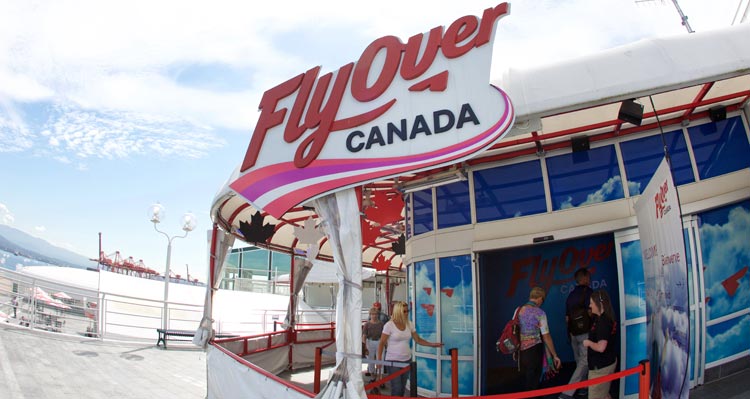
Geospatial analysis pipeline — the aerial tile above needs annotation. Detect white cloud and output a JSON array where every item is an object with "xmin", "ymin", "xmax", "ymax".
[
  {"xmin": 42, "ymin": 104, "xmax": 225, "ymax": 160},
  {"xmin": 0, "ymin": 203, "xmax": 14, "ymax": 225},
  {"xmin": 0, "ymin": 104, "xmax": 34, "ymax": 153},
  {"xmin": 34, "ymin": 225, "xmax": 46, "ymax": 232}
]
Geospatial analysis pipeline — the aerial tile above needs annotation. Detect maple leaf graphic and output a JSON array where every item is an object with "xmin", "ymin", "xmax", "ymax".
[
  {"xmin": 361, "ymin": 220, "xmax": 381, "ymax": 246},
  {"xmin": 238, "ymin": 211, "xmax": 276, "ymax": 244},
  {"xmin": 391, "ymin": 234, "xmax": 405, "ymax": 255},
  {"xmin": 372, "ymin": 255, "xmax": 390, "ymax": 271},
  {"xmin": 294, "ymin": 217, "xmax": 323, "ymax": 246},
  {"xmin": 420, "ymin": 303, "xmax": 435, "ymax": 316},
  {"xmin": 722, "ymin": 266, "xmax": 748, "ymax": 297},
  {"xmin": 364, "ymin": 190, "xmax": 404, "ymax": 226}
]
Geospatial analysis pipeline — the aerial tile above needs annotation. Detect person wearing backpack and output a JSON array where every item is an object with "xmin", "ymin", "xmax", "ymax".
[
  {"xmin": 518, "ymin": 286, "xmax": 561, "ymax": 396},
  {"xmin": 559, "ymin": 268, "xmax": 593, "ymax": 399}
]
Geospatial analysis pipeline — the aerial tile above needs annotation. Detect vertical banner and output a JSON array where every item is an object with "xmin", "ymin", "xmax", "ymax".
[{"xmin": 633, "ymin": 157, "xmax": 689, "ymax": 399}]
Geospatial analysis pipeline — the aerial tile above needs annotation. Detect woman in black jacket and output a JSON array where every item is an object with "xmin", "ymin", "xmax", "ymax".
[{"xmin": 583, "ymin": 289, "xmax": 617, "ymax": 399}]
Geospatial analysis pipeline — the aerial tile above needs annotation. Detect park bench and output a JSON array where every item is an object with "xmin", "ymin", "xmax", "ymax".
[{"xmin": 156, "ymin": 328, "xmax": 236, "ymax": 349}]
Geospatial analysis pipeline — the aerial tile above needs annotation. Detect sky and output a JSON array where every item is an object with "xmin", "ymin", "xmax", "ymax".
[{"xmin": 0, "ymin": 0, "xmax": 745, "ymax": 282}]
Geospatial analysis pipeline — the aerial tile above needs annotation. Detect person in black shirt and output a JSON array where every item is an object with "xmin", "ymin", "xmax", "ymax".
[
  {"xmin": 583, "ymin": 289, "xmax": 617, "ymax": 399},
  {"xmin": 560, "ymin": 268, "xmax": 593, "ymax": 399}
]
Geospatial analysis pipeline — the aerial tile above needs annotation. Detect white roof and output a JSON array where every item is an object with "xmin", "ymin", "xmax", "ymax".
[{"xmin": 211, "ymin": 22, "xmax": 750, "ymax": 272}]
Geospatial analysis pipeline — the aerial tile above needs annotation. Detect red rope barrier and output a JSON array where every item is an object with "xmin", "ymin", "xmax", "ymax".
[
  {"xmin": 367, "ymin": 362, "xmax": 647, "ymax": 399},
  {"xmin": 365, "ymin": 365, "xmax": 411, "ymax": 391}
]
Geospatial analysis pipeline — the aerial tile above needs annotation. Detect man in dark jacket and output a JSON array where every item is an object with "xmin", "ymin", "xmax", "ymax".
[{"xmin": 559, "ymin": 268, "xmax": 593, "ymax": 399}]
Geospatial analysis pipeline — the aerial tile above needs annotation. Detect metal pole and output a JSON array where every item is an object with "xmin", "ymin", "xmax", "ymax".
[{"xmin": 163, "ymin": 239, "xmax": 172, "ymax": 331}]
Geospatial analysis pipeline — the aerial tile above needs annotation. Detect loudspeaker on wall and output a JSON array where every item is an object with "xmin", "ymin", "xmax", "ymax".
[{"xmin": 618, "ymin": 99, "xmax": 644, "ymax": 126}]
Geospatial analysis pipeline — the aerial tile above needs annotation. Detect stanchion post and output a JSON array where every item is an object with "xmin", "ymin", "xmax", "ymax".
[
  {"xmin": 410, "ymin": 360, "xmax": 418, "ymax": 397},
  {"xmin": 638, "ymin": 359, "xmax": 650, "ymax": 399},
  {"xmin": 314, "ymin": 347, "xmax": 322, "ymax": 393},
  {"xmin": 450, "ymin": 348, "xmax": 459, "ymax": 397}
]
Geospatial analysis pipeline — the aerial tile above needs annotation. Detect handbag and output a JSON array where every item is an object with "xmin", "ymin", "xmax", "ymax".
[{"xmin": 496, "ymin": 306, "xmax": 521, "ymax": 355}]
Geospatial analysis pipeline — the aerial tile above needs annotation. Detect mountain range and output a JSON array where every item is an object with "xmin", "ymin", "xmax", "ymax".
[{"xmin": 0, "ymin": 224, "xmax": 94, "ymax": 270}]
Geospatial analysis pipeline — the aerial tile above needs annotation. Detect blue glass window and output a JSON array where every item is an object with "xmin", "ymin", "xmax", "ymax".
[
  {"xmin": 688, "ymin": 116, "xmax": 750, "ymax": 179},
  {"xmin": 474, "ymin": 160, "xmax": 546, "ymax": 222},
  {"xmin": 620, "ymin": 130, "xmax": 695, "ymax": 195},
  {"xmin": 412, "ymin": 189, "xmax": 433, "ymax": 235},
  {"xmin": 547, "ymin": 145, "xmax": 624, "ymax": 210},
  {"xmin": 436, "ymin": 180, "xmax": 471, "ymax": 229},
  {"xmin": 271, "ymin": 251, "xmax": 291, "ymax": 275},
  {"xmin": 414, "ymin": 259, "xmax": 438, "ymax": 355},
  {"xmin": 439, "ymin": 255, "xmax": 473, "ymax": 360}
]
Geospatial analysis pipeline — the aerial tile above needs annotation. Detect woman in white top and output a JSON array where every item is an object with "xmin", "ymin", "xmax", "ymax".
[{"xmin": 377, "ymin": 301, "xmax": 443, "ymax": 396}]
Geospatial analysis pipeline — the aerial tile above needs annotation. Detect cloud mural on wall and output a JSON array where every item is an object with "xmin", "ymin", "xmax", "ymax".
[
  {"xmin": 559, "ymin": 175, "xmax": 624, "ymax": 209},
  {"xmin": 706, "ymin": 314, "xmax": 750, "ymax": 364},
  {"xmin": 700, "ymin": 204, "xmax": 750, "ymax": 319},
  {"xmin": 699, "ymin": 201, "xmax": 750, "ymax": 364}
]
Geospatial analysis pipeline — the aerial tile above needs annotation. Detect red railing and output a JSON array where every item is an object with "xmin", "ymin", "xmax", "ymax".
[{"xmin": 223, "ymin": 329, "xmax": 651, "ymax": 399}]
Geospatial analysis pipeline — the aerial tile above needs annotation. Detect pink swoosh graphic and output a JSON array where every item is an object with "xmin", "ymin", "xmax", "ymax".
[{"xmin": 231, "ymin": 87, "xmax": 514, "ymax": 218}]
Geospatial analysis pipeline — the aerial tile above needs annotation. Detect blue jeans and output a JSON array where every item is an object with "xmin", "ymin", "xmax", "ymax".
[{"xmin": 388, "ymin": 364, "xmax": 409, "ymax": 397}]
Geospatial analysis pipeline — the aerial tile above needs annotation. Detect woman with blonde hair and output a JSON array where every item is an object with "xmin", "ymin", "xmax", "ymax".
[
  {"xmin": 583, "ymin": 289, "xmax": 617, "ymax": 399},
  {"xmin": 377, "ymin": 301, "xmax": 443, "ymax": 396}
]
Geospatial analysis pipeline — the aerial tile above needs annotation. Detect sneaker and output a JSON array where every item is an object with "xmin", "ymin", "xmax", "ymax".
[{"xmin": 559, "ymin": 394, "xmax": 574, "ymax": 399}]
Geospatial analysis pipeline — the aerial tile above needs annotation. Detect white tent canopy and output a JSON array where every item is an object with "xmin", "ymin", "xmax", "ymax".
[{"xmin": 276, "ymin": 260, "xmax": 377, "ymax": 284}]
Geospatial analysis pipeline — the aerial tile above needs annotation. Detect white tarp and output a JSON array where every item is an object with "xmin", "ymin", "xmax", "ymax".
[
  {"xmin": 277, "ymin": 261, "xmax": 376, "ymax": 284},
  {"xmin": 313, "ymin": 189, "xmax": 365, "ymax": 399},
  {"xmin": 194, "ymin": 226, "xmax": 235, "ymax": 347},
  {"xmin": 207, "ymin": 345, "xmax": 312, "ymax": 399}
]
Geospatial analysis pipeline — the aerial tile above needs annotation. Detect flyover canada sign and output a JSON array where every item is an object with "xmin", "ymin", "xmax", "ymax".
[{"xmin": 231, "ymin": 3, "xmax": 516, "ymax": 218}]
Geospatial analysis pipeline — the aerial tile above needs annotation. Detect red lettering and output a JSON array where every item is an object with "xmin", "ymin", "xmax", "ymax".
[
  {"xmin": 442, "ymin": 15, "xmax": 479, "ymax": 59},
  {"xmin": 295, "ymin": 63, "xmax": 354, "ymax": 168},
  {"xmin": 400, "ymin": 27, "xmax": 443, "ymax": 80},
  {"xmin": 351, "ymin": 36, "xmax": 402, "ymax": 102},
  {"xmin": 239, "ymin": 3, "xmax": 512, "ymax": 171},
  {"xmin": 284, "ymin": 66, "xmax": 321, "ymax": 144},
  {"xmin": 240, "ymin": 73, "xmax": 305, "ymax": 172},
  {"xmin": 475, "ymin": 3, "xmax": 510, "ymax": 47},
  {"xmin": 507, "ymin": 257, "xmax": 533, "ymax": 297},
  {"xmin": 558, "ymin": 247, "xmax": 576, "ymax": 275}
]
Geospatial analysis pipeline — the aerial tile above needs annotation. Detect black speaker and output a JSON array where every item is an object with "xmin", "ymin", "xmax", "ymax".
[
  {"xmin": 618, "ymin": 99, "xmax": 644, "ymax": 126},
  {"xmin": 571, "ymin": 136, "xmax": 590, "ymax": 152},
  {"xmin": 709, "ymin": 105, "xmax": 726, "ymax": 122}
]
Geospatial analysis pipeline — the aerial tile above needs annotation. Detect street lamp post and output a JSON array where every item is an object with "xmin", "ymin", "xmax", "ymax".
[{"xmin": 148, "ymin": 203, "xmax": 197, "ymax": 331}]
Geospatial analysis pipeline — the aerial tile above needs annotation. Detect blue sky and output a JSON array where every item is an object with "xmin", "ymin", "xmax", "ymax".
[{"xmin": 0, "ymin": 0, "xmax": 743, "ymax": 282}]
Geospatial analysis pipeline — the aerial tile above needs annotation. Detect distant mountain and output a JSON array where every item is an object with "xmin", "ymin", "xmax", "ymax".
[{"xmin": 0, "ymin": 224, "xmax": 95, "ymax": 270}]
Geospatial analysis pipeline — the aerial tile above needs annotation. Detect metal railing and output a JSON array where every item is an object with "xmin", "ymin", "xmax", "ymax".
[
  {"xmin": 1, "ymin": 268, "xmax": 367, "ymax": 341},
  {"xmin": 0, "ymin": 268, "xmax": 204, "ymax": 342}
]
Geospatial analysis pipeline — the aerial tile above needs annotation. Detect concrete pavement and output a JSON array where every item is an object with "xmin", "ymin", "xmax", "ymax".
[
  {"xmin": 2, "ymin": 320, "xmax": 749, "ymax": 399},
  {"xmin": 0, "ymin": 323, "xmax": 206, "ymax": 399}
]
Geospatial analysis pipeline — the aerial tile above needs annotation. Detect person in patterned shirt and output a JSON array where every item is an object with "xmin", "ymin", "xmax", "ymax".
[{"xmin": 518, "ymin": 286, "xmax": 562, "ymax": 396}]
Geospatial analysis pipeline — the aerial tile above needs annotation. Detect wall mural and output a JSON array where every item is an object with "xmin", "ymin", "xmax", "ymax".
[
  {"xmin": 699, "ymin": 200, "xmax": 750, "ymax": 364},
  {"xmin": 479, "ymin": 232, "xmax": 621, "ymax": 394}
]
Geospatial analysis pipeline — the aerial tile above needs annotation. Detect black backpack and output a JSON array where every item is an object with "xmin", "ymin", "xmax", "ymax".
[{"xmin": 568, "ymin": 291, "xmax": 591, "ymax": 335}]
